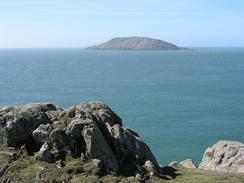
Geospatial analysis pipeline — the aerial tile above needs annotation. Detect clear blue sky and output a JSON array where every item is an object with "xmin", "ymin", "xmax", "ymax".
[{"xmin": 0, "ymin": 0, "xmax": 244, "ymax": 48}]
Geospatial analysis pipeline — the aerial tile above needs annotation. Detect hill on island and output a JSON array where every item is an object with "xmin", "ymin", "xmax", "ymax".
[{"xmin": 86, "ymin": 36, "xmax": 184, "ymax": 50}]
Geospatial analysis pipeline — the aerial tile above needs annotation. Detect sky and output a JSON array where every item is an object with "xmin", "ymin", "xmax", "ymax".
[{"xmin": 0, "ymin": 0, "xmax": 244, "ymax": 48}]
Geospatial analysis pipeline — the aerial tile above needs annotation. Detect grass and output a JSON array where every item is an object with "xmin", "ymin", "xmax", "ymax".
[
  {"xmin": 172, "ymin": 168, "xmax": 244, "ymax": 183},
  {"xmin": 1, "ymin": 150, "xmax": 244, "ymax": 183}
]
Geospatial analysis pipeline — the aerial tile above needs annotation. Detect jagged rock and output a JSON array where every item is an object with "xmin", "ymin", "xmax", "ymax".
[
  {"xmin": 66, "ymin": 118, "xmax": 91, "ymax": 139},
  {"xmin": 50, "ymin": 128, "xmax": 68, "ymax": 150},
  {"xmin": 179, "ymin": 159, "xmax": 196, "ymax": 169},
  {"xmin": 82, "ymin": 120, "xmax": 119, "ymax": 173},
  {"xmin": 35, "ymin": 142, "xmax": 53, "ymax": 162},
  {"xmin": 45, "ymin": 109, "xmax": 61, "ymax": 122},
  {"xmin": 32, "ymin": 124, "xmax": 52, "ymax": 146},
  {"xmin": 143, "ymin": 160, "xmax": 159, "ymax": 177},
  {"xmin": 50, "ymin": 128, "xmax": 81, "ymax": 157},
  {"xmin": 75, "ymin": 102, "xmax": 122, "ymax": 126},
  {"xmin": 199, "ymin": 140, "xmax": 244, "ymax": 173},
  {"xmin": 107, "ymin": 124, "xmax": 161, "ymax": 173},
  {"xmin": 0, "ymin": 103, "xmax": 58, "ymax": 147}
]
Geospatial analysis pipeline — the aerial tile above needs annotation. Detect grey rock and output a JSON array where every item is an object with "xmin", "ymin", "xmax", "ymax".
[
  {"xmin": 0, "ymin": 103, "xmax": 57, "ymax": 147},
  {"xmin": 82, "ymin": 120, "xmax": 119, "ymax": 172},
  {"xmin": 75, "ymin": 101, "xmax": 122, "ymax": 127},
  {"xmin": 108, "ymin": 124, "xmax": 161, "ymax": 173},
  {"xmin": 32, "ymin": 124, "xmax": 52, "ymax": 145},
  {"xmin": 55, "ymin": 160, "xmax": 65, "ymax": 169},
  {"xmin": 35, "ymin": 142, "xmax": 53, "ymax": 162},
  {"xmin": 45, "ymin": 109, "xmax": 61, "ymax": 122},
  {"xmin": 87, "ymin": 36, "xmax": 183, "ymax": 50},
  {"xmin": 50, "ymin": 128, "xmax": 68, "ymax": 150},
  {"xmin": 143, "ymin": 160, "xmax": 159, "ymax": 177},
  {"xmin": 199, "ymin": 140, "xmax": 244, "ymax": 173},
  {"xmin": 66, "ymin": 118, "xmax": 91, "ymax": 139},
  {"xmin": 179, "ymin": 159, "xmax": 196, "ymax": 169},
  {"xmin": 50, "ymin": 128, "xmax": 80, "ymax": 157}
]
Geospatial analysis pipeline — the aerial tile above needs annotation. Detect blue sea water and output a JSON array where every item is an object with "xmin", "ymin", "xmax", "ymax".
[{"xmin": 0, "ymin": 48, "xmax": 244, "ymax": 165}]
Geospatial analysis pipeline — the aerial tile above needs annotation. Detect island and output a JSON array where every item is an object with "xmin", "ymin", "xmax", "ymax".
[{"xmin": 86, "ymin": 36, "xmax": 184, "ymax": 50}]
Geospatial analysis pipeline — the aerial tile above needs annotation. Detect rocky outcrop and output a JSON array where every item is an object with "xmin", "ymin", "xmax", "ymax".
[
  {"xmin": 0, "ymin": 101, "xmax": 160, "ymax": 177},
  {"xmin": 168, "ymin": 159, "xmax": 196, "ymax": 169},
  {"xmin": 87, "ymin": 37, "xmax": 183, "ymax": 50},
  {"xmin": 199, "ymin": 140, "xmax": 244, "ymax": 173}
]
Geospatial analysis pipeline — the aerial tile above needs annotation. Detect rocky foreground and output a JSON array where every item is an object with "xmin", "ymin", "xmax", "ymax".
[{"xmin": 0, "ymin": 102, "xmax": 244, "ymax": 183}]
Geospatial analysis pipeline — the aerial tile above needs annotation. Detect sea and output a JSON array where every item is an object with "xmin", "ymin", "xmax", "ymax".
[{"xmin": 0, "ymin": 48, "xmax": 244, "ymax": 165}]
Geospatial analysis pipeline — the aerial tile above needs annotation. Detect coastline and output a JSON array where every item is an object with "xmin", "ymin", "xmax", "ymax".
[{"xmin": 1, "ymin": 102, "xmax": 244, "ymax": 182}]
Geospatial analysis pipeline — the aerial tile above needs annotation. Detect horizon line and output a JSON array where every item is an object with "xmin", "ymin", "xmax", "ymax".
[{"xmin": 1, "ymin": 46, "xmax": 244, "ymax": 49}]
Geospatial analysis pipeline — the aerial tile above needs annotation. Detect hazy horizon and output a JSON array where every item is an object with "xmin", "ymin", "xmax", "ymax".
[{"xmin": 1, "ymin": 0, "xmax": 244, "ymax": 48}]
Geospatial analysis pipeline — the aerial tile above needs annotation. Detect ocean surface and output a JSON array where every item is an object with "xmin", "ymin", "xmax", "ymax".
[{"xmin": 0, "ymin": 48, "xmax": 244, "ymax": 165}]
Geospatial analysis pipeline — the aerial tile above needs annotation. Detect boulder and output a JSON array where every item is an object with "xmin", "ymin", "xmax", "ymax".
[
  {"xmin": 0, "ymin": 104, "xmax": 58, "ymax": 147},
  {"xmin": 199, "ymin": 140, "xmax": 244, "ymax": 173},
  {"xmin": 179, "ymin": 159, "xmax": 196, "ymax": 169},
  {"xmin": 35, "ymin": 142, "xmax": 53, "ymax": 162},
  {"xmin": 143, "ymin": 160, "xmax": 159, "ymax": 177},
  {"xmin": 82, "ymin": 120, "xmax": 119, "ymax": 173}
]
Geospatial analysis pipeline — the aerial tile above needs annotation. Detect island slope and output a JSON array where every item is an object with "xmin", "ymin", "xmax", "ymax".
[{"xmin": 86, "ymin": 37, "xmax": 183, "ymax": 50}]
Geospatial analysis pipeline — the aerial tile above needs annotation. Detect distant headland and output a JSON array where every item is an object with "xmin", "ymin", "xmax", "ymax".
[{"xmin": 86, "ymin": 36, "xmax": 185, "ymax": 50}]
